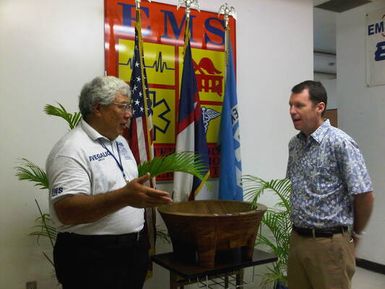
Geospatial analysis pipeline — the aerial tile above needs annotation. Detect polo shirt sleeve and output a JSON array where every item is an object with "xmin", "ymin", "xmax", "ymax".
[
  {"xmin": 337, "ymin": 138, "xmax": 373, "ymax": 195},
  {"xmin": 48, "ymin": 155, "xmax": 91, "ymax": 202}
]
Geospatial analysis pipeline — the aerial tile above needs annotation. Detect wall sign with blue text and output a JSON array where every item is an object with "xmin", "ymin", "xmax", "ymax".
[
  {"xmin": 367, "ymin": 8, "xmax": 385, "ymax": 86},
  {"xmin": 104, "ymin": 0, "xmax": 236, "ymax": 181}
]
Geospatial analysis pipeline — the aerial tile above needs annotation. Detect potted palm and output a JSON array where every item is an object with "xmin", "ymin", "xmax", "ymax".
[
  {"xmin": 15, "ymin": 103, "xmax": 206, "ymax": 266},
  {"xmin": 243, "ymin": 176, "xmax": 291, "ymax": 289}
]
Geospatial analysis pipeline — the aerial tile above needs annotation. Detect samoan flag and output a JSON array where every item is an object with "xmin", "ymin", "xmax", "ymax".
[
  {"xmin": 218, "ymin": 42, "xmax": 243, "ymax": 200},
  {"xmin": 173, "ymin": 41, "xmax": 210, "ymax": 202}
]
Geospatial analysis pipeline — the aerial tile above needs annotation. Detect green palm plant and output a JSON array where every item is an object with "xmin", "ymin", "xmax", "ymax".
[
  {"xmin": 15, "ymin": 103, "xmax": 207, "ymax": 265},
  {"xmin": 243, "ymin": 176, "xmax": 292, "ymax": 289},
  {"xmin": 44, "ymin": 103, "xmax": 82, "ymax": 129},
  {"xmin": 15, "ymin": 103, "xmax": 79, "ymax": 266},
  {"xmin": 15, "ymin": 158, "xmax": 49, "ymax": 190},
  {"xmin": 30, "ymin": 199, "xmax": 56, "ymax": 267}
]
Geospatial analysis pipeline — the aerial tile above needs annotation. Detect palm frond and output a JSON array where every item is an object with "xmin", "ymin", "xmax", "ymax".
[
  {"xmin": 30, "ymin": 215, "xmax": 57, "ymax": 240},
  {"xmin": 27, "ymin": 200, "xmax": 56, "ymax": 268},
  {"xmin": 243, "ymin": 176, "xmax": 291, "ymax": 210},
  {"xmin": 44, "ymin": 103, "xmax": 81, "ymax": 129},
  {"xmin": 257, "ymin": 234, "xmax": 278, "ymax": 252},
  {"xmin": 15, "ymin": 158, "xmax": 49, "ymax": 190},
  {"xmin": 138, "ymin": 152, "xmax": 207, "ymax": 180},
  {"xmin": 258, "ymin": 211, "xmax": 290, "ymax": 237},
  {"xmin": 42, "ymin": 251, "xmax": 54, "ymax": 267},
  {"xmin": 262, "ymin": 265, "xmax": 288, "ymax": 288},
  {"xmin": 156, "ymin": 227, "xmax": 171, "ymax": 244},
  {"xmin": 243, "ymin": 175, "xmax": 291, "ymax": 288},
  {"xmin": 33, "ymin": 199, "xmax": 56, "ymax": 248}
]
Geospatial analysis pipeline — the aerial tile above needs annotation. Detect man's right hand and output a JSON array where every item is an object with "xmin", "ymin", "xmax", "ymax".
[
  {"xmin": 123, "ymin": 173, "xmax": 173, "ymax": 208},
  {"xmin": 54, "ymin": 173, "xmax": 172, "ymax": 225}
]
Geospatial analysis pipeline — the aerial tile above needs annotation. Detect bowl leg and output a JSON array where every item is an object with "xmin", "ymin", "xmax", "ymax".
[
  {"xmin": 172, "ymin": 240, "xmax": 197, "ymax": 263},
  {"xmin": 197, "ymin": 235, "xmax": 217, "ymax": 268},
  {"xmin": 197, "ymin": 246, "xmax": 216, "ymax": 268},
  {"xmin": 243, "ymin": 236, "xmax": 257, "ymax": 260}
]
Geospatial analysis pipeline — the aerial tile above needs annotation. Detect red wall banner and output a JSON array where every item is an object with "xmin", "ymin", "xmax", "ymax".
[{"xmin": 104, "ymin": 0, "xmax": 236, "ymax": 180}]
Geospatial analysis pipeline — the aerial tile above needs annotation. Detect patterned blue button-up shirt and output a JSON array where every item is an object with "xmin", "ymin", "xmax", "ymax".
[{"xmin": 286, "ymin": 120, "xmax": 372, "ymax": 228}]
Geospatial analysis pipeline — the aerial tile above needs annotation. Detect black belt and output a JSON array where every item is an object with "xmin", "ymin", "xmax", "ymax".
[
  {"xmin": 57, "ymin": 229, "xmax": 144, "ymax": 245},
  {"xmin": 292, "ymin": 225, "xmax": 348, "ymax": 238}
]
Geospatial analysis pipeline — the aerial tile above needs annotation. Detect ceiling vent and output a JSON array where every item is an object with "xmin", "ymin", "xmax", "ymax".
[{"xmin": 315, "ymin": 0, "xmax": 371, "ymax": 12}]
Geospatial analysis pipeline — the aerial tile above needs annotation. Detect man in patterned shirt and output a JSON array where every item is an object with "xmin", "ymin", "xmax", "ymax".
[{"xmin": 286, "ymin": 80, "xmax": 374, "ymax": 289}]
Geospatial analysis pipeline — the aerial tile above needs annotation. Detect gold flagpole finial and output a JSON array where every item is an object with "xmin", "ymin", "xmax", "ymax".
[
  {"xmin": 178, "ymin": 0, "xmax": 200, "ymax": 50},
  {"xmin": 177, "ymin": 0, "xmax": 200, "ymax": 19},
  {"xmin": 218, "ymin": 3, "xmax": 236, "ymax": 29}
]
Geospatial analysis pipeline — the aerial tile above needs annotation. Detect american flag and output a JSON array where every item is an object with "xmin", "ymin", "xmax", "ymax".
[{"xmin": 128, "ymin": 28, "xmax": 154, "ymax": 164}]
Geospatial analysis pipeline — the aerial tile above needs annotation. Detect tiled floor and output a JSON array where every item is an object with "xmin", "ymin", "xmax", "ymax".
[
  {"xmin": 352, "ymin": 267, "xmax": 385, "ymax": 289},
  {"xmin": 147, "ymin": 241, "xmax": 385, "ymax": 289},
  {"xmin": 146, "ymin": 264, "xmax": 385, "ymax": 289}
]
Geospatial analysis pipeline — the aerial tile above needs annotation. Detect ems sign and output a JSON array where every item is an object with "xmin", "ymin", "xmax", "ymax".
[
  {"xmin": 104, "ymin": 0, "xmax": 236, "ymax": 180},
  {"xmin": 367, "ymin": 9, "xmax": 385, "ymax": 86}
]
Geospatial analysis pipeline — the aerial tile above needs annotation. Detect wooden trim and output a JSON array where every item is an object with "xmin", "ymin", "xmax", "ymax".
[{"xmin": 324, "ymin": 109, "xmax": 338, "ymax": 127}]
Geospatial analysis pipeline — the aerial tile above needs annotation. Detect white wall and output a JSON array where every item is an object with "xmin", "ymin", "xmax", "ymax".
[
  {"xmin": 337, "ymin": 1, "xmax": 385, "ymax": 265},
  {"xmin": 0, "ymin": 1, "xmax": 105, "ymax": 288},
  {"xmin": 0, "ymin": 0, "xmax": 313, "ymax": 288},
  {"xmin": 322, "ymin": 78, "xmax": 337, "ymax": 109}
]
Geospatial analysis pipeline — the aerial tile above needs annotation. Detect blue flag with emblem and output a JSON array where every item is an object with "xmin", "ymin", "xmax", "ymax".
[{"xmin": 218, "ymin": 42, "xmax": 243, "ymax": 200}]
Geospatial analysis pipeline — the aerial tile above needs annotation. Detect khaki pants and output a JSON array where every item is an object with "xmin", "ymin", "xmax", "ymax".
[{"xmin": 288, "ymin": 231, "xmax": 355, "ymax": 289}]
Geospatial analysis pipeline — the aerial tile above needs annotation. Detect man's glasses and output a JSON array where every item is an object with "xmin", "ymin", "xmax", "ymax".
[{"xmin": 112, "ymin": 102, "xmax": 133, "ymax": 112}]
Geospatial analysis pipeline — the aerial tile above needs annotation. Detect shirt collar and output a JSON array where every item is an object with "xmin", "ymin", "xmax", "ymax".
[
  {"xmin": 80, "ymin": 119, "xmax": 111, "ymax": 142},
  {"xmin": 296, "ymin": 119, "xmax": 331, "ymax": 144}
]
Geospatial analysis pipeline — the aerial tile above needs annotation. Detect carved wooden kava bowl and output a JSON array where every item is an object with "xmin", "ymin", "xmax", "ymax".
[{"xmin": 158, "ymin": 200, "xmax": 267, "ymax": 268}]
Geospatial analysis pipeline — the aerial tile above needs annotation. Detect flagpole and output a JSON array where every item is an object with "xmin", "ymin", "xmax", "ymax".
[
  {"xmin": 174, "ymin": 0, "xmax": 211, "ymax": 201},
  {"xmin": 218, "ymin": 3, "xmax": 236, "ymax": 82},
  {"xmin": 135, "ymin": 0, "xmax": 153, "ymax": 161},
  {"xmin": 217, "ymin": 4, "xmax": 243, "ymax": 200},
  {"xmin": 131, "ymin": 1, "xmax": 157, "ymax": 271},
  {"xmin": 184, "ymin": 11, "xmax": 190, "ymax": 50},
  {"xmin": 178, "ymin": 0, "xmax": 200, "ymax": 50}
]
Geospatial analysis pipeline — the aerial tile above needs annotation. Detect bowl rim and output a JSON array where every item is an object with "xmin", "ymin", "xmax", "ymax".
[{"xmin": 157, "ymin": 200, "xmax": 267, "ymax": 217}]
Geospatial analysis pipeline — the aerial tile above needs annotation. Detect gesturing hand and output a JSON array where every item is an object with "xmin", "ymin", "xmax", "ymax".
[{"xmin": 124, "ymin": 173, "xmax": 173, "ymax": 208}]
